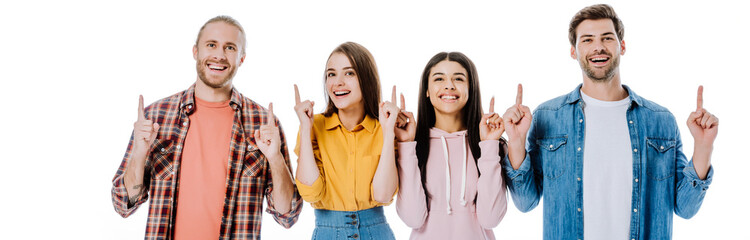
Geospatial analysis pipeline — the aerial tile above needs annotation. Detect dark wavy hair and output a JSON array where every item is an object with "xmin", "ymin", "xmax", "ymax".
[
  {"xmin": 414, "ymin": 52, "xmax": 502, "ymax": 211},
  {"xmin": 323, "ymin": 42, "xmax": 381, "ymax": 119}
]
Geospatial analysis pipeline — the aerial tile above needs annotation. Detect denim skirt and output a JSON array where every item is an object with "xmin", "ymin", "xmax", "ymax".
[{"xmin": 312, "ymin": 206, "xmax": 395, "ymax": 240}]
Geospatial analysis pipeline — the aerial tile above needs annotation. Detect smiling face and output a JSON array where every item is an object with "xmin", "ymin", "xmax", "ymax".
[
  {"xmin": 193, "ymin": 21, "xmax": 245, "ymax": 89},
  {"xmin": 325, "ymin": 52, "xmax": 364, "ymax": 112},
  {"xmin": 571, "ymin": 18, "xmax": 626, "ymax": 82},
  {"xmin": 427, "ymin": 60, "xmax": 469, "ymax": 117}
]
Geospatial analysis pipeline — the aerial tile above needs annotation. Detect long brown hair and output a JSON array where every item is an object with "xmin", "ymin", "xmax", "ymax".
[
  {"xmin": 323, "ymin": 42, "xmax": 381, "ymax": 119},
  {"xmin": 415, "ymin": 52, "xmax": 493, "ymax": 211}
]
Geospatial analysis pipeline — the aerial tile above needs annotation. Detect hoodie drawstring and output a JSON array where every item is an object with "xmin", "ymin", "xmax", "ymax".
[{"xmin": 440, "ymin": 134, "xmax": 468, "ymax": 215}]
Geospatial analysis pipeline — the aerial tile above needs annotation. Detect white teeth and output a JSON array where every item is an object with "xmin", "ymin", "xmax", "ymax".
[
  {"xmin": 440, "ymin": 96, "xmax": 457, "ymax": 100},
  {"xmin": 334, "ymin": 91, "xmax": 350, "ymax": 96},
  {"xmin": 591, "ymin": 57, "xmax": 608, "ymax": 61},
  {"xmin": 208, "ymin": 65, "xmax": 225, "ymax": 70}
]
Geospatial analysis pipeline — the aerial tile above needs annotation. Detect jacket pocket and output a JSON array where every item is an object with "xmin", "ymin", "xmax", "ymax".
[
  {"xmin": 149, "ymin": 139, "xmax": 175, "ymax": 180},
  {"xmin": 646, "ymin": 138, "xmax": 676, "ymax": 181},
  {"xmin": 536, "ymin": 136, "xmax": 567, "ymax": 180}
]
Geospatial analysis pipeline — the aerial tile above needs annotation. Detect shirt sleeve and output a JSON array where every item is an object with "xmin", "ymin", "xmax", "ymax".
[
  {"xmin": 264, "ymin": 121, "xmax": 303, "ymax": 228},
  {"xmin": 111, "ymin": 132, "xmax": 150, "ymax": 217},
  {"xmin": 673, "ymin": 128, "xmax": 713, "ymax": 219},
  {"xmin": 501, "ymin": 114, "xmax": 543, "ymax": 213},
  {"xmin": 395, "ymin": 141, "xmax": 428, "ymax": 229},
  {"xmin": 294, "ymin": 125, "xmax": 327, "ymax": 204},
  {"xmin": 476, "ymin": 140, "xmax": 508, "ymax": 229}
]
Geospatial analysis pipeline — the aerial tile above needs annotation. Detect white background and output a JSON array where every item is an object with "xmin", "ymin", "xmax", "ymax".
[{"xmin": 1, "ymin": 0, "xmax": 748, "ymax": 239}]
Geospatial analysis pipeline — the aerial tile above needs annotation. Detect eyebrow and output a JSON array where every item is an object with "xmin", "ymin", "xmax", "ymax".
[
  {"xmin": 326, "ymin": 67, "xmax": 354, "ymax": 72},
  {"xmin": 580, "ymin": 32, "xmax": 615, "ymax": 38},
  {"xmin": 454, "ymin": 73, "xmax": 466, "ymax": 77},
  {"xmin": 432, "ymin": 72, "xmax": 445, "ymax": 77}
]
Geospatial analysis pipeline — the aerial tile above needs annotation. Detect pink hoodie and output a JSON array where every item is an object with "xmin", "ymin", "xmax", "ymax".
[{"xmin": 396, "ymin": 128, "xmax": 508, "ymax": 240}]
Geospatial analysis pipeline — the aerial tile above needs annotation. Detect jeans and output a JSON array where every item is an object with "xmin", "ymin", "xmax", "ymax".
[{"xmin": 313, "ymin": 206, "xmax": 396, "ymax": 240}]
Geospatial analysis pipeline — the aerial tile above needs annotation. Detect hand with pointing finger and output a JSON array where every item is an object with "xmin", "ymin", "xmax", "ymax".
[
  {"xmin": 686, "ymin": 86, "xmax": 718, "ymax": 179},
  {"xmin": 502, "ymin": 84, "xmax": 532, "ymax": 169},
  {"xmin": 254, "ymin": 103, "xmax": 282, "ymax": 160},
  {"xmin": 394, "ymin": 93, "xmax": 416, "ymax": 142},
  {"xmin": 480, "ymin": 96, "xmax": 505, "ymax": 141},
  {"xmin": 379, "ymin": 86, "xmax": 401, "ymax": 135},
  {"xmin": 294, "ymin": 84, "xmax": 315, "ymax": 130},
  {"xmin": 687, "ymin": 85, "xmax": 719, "ymax": 145},
  {"xmin": 132, "ymin": 95, "xmax": 160, "ymax": 163}
]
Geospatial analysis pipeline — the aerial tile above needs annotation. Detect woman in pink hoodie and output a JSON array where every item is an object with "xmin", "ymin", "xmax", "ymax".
[{"xmin": 394, "ymin": 52, "xmax": 508, "ymax": 239}]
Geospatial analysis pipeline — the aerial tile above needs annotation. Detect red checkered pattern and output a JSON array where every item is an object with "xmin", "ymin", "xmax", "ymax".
[{"xmin": 111, "ymin": 84, "xmax": 302, "ymax": 239}]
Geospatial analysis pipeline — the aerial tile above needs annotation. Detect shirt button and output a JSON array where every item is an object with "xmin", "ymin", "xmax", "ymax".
[
  {"xmin": 247, "ymin": 145, "xmax": 252, "ymax": 150},
  {"xmin": 577, "ymin": 208, "xmax": 581, "ymax": 212},
  {"xmin": 549, "ymin": 145, "xmax": 554, "ymax": 148},
  {"xmin": 577, "ymin": 177, "xmax": 581, "ymax": 181},
  {"xmin": 633, "ymin": 148, "xmax": 638, "ymax": 152},
  {"xmin": 579, "ymin": 119, "xmax": 583, "ymax": 123},
  {"xmin": 635, "ymin": 178, "xmax": 639, "ymax": 182},
  {"xmin": 629, "ymin": 120, "xmax": 633, "ymax": 124},
  {"xmin": 633, "ymin": 208, "xmax": 638, "ymax": 212},
  {"xmin": 187, "ymin": 105, "xmax": 192, "ymax": 109},
  {"xmin": 660, "ymin": 146, "xmax": 664, "ymax": 150},
  {"xmin": 160, "ymin": 148, "xmax": 166, "ymax": 153},
  {"xmin": 577, "ymin": 147, "xmax": 581, "ymax": 151},
  {"xmin": 182, "ymin": 122, "xmax": 188, "ymax": 127}
]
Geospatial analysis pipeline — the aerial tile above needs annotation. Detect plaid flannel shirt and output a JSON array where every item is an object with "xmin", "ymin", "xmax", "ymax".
[{"xmin": 111, "ymin": 84, "xmax": 302, "ymax": 239}]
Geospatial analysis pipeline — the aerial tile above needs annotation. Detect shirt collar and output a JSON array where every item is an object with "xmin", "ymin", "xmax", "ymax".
[
  {"xmin": 180, "ymin": 83, "xmax": 244, "ymax": 114},
  {"xmin": 324, "ymin": 112, "xmax": 377, "ymax": 133},
  {"xmin": 566, "ymin": 83, "xmax": 642, "ymax": 107}
]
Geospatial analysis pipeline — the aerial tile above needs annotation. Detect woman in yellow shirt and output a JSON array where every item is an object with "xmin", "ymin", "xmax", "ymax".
[{"xmin": 293, "ymin": 42, "xmax": 400, "ymax": 240}]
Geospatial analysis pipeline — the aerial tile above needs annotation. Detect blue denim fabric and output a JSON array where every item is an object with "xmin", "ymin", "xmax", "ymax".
[
  {"xmin": 312, "ymin": 206, "xmax": 396, "ymax": 240},
  {"xmin": 502, "ymin": 84, "xmax": 713, "ymax": 240}
]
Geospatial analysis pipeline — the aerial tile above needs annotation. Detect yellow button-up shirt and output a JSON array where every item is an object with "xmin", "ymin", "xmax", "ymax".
[{"xmin": 295, "ymin": 112, "xmax": 394, "ymax": 211}]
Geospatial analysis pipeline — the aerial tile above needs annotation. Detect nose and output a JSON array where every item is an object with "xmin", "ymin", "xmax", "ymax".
[
  {"xmin": 209, "ymin": 47, "xmax": 228, "ymax": 61},
  {"xmin": 592, "ymin": 40, "xmax": 606, "ymax": 54},
  {"xmin": 444, "ymin": 80, "xmax": 456, "ymax": 90}
]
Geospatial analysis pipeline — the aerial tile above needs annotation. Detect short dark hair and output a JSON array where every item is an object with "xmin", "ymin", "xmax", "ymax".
[
  {"xmin": 569, "ymin": 4, "xmax": 624, "ymax": 46},
  {"xmin": 323, "ymin": 42, "xmax": 381, "ymax": 119},
  {"xmin": 195, "ymin": 15, "xmax": 247, "ymax": 54}
]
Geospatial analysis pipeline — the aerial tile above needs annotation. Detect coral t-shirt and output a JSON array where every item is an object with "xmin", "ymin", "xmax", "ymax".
[{"xmin": 174, "ymin": 97, "xmax": 234, "ymax": 240}]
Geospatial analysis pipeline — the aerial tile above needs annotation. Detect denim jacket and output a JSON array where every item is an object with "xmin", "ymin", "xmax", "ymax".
[{"xmin": 502, "ymin": 84, "xmax": 713, "ymax": 240}]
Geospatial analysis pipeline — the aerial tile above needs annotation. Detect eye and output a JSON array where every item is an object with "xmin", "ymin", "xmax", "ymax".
[
  {"xmin": 327, "ymin": 72, "xmax": 335, "ymax": 77},
  {"xmin": 207, "ymin": 43, "xmax": 216, "ymax": 48},
  {"xmin": 345, "ymin": 71, "xmax": 356, "ymax": 76},
  {"xmin": 455, "ymin": 77, "xmax": 465, "ymax": 82},
  {"xmin": 582, "ymin": 39, "xmax": 592, "ymax": 43},
  {"xmin": 433, "ymin": 77, "xmax": 443, "ymax": 82},
  {"xmin": 604, "ymin": 37, "xmax": 615, "ymax": 41},
  {"xmin": 226, "ymin": 46, "xmax": 236, "ymax": 51}
]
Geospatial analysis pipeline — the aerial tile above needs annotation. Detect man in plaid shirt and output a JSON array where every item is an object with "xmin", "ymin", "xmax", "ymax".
[{"xmin": 111, "ymin": 15, "xmax": 302, "ymax": 239}]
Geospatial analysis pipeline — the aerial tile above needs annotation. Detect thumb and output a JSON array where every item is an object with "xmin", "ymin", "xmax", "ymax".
[{"xmin": 253, "ymin": 129, "xmax": 262, "ymax": 143}]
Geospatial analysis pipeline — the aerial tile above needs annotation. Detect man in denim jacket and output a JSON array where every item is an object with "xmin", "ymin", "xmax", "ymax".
[{"xmin": 501, "ymin": 4, "xmax": 718, "ymax": 239}]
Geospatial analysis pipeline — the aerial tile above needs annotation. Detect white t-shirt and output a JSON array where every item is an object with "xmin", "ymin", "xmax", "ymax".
[{"xmin": 581, "ymin": 90, "xmax": 633, "ymax": 240}]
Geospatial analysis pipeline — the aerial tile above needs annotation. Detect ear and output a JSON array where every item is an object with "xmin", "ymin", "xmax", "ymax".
[
  {"xmin": 570, "ymin": 45, "xmax": 577, "ymax": 60},
  {"xmin": 620, "ymin": 40, "xmax": 626, "ymax": 55},
  {"xmin": 193, "ymin": 45, "xmax": 198, "ymax": 60},
  {"xmin": 239, "ymin": 52, "xmax": 246, "ymax": 66},
  {"xmin": 425, "ymin": 91, "xmax": 429, "ymax": 98}
]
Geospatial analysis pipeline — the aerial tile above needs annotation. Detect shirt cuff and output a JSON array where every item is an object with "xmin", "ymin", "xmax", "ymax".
[
  {"xmin": 683, "ymin": 160, "xmax": 714, "ymax": 191},
  {"xmin": 501, "ymin": 152, "xmax": 531, "ymax": 180}
]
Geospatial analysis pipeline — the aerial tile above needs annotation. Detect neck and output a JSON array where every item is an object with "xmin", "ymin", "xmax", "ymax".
[
  {"xmin": 195, "ymin": 78, "xmax": 232, "ymax": 102},
  {"xmin": 580, "ymin": 73, "xmax": 628, "ymax": 101},
  {"xmin": 434, "ymin": 110, "xmax": 465, "ymax": 133},
  {"xmin": 337, "ymin": 106, "xmax": 366, "ymax": 131}
]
